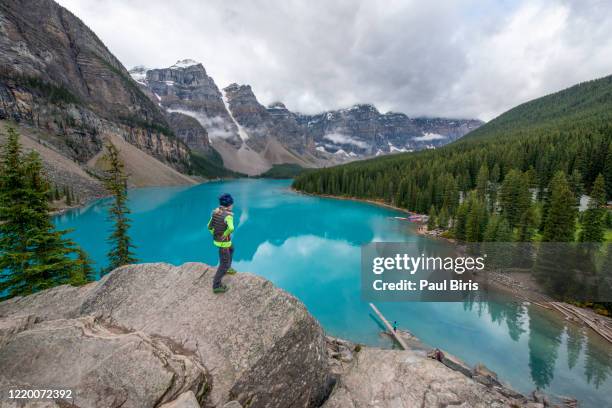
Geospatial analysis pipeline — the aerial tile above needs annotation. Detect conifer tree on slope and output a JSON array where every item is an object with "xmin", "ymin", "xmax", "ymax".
[
  {"xmin": 103, "ymin": 141, "xmax": 137, "ymax": 272},
  {"xmin": 465, "ymin": 192, "xmax": 488, "ymax": 242},
  {"xmin": 427, "ymin": 205, "xmax": 437, "ymax": 231},
  {"xmin": 542, "ymin": 171, "xmax": 577, "ymax": 242},
  {"xmin": 579, "ymin": 174, "xmax": 606, "ymax": 243},
  {"xmin": 535, "ymin": 171, "xmax": 578, "ymax": 298},
  {"xmin": 499, "ymin": 169, "xmax": 531, "ymax": 229},
  {"xmin": 0, "ymin": 127, "xmax": 89, "ymax": 299},
  {"xmin": 475, "ymin": 164, "xmax": 489, "ymax": 201}
]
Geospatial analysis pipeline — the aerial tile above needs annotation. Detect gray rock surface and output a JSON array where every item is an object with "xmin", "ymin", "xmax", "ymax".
[
  {"xmin": 222, "ymin": 402, "xmax": 243, "ymax": 408},
  {"xmin": 159, "ymin": 391, "xmax": 201, "ymax": 408},
  {"xmin": 0, "ymin": 0, "xmax": 192, "ymax": 180},
  {"xmin": 0, "ymin": 262, "xmax": 535, "ymax": 408},
  {"xmin": 323, "ymin": 348, "xmax": 529, "ymax": 408},
  {"xmin": 0, "ymin": 283, "xmax": 92, "ymax": 321},
  {"xmin": 139, "ymin": 61, "xmax": 242, "ymax": 148},
  {"xmin": 0, "ymin": 262, "xmax": 330, "ymax": 408},
  {"xmin": 166, "ymin": 112, "xmax": 212, "ymax": 154},
  {"xmin": 0, "ymin": 316, "xmax": 208, "ymax": 408}
]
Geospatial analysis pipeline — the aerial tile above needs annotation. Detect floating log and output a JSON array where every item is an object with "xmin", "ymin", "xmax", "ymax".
[{"xmin": 369, "ymin": 303, "xmax": 409, "ymax": 350}]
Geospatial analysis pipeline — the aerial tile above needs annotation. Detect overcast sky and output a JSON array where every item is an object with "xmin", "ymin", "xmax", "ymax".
[{"xmin": 57, "ymin": 0, "xmax": 612, "ymax": 121}]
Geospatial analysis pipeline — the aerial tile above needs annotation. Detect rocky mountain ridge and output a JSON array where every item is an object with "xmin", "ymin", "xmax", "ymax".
[
  {"xmin": 294, "ymin": 104, "xmax": 483, "ymax": 157},
  {"xmin": 131, "ymin": 61, "xmax": 483, "ymax": 175}
]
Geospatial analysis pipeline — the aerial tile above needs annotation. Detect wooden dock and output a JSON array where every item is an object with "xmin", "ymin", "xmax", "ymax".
[{"xmin": 369, "ymin": 303, "xmax": 409, "ymax": 350}]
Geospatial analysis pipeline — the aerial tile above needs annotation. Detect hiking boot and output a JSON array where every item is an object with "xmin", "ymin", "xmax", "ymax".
[
  {"xmin": 227, "ymin": 267, "xmax": 237, "ymax": 275},
  {"xmin": 213, "ymin": 285, "xmax": 229, "ymax": 294}
]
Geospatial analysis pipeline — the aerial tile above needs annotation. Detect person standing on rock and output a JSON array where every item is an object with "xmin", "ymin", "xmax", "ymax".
[{"xmin": 207, "ymin": 193, "xmax": 236, "ymax": 293}]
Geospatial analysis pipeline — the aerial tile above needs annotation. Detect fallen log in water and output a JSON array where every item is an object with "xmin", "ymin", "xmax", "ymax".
[{"xmin": 550, "ymin": 302, "xmax": 612, "ymax": 343}]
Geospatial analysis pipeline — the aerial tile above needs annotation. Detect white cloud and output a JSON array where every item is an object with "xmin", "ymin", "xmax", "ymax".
[
  {"xmin": 56, "ymin": 0, "xmax": 612, "ymax": 121},
  {"xmin": 413, "ymin": 132, "xmax": 446, "ymax": 142},
  {"xmin": 323, "ymin": 132, "xmax": 369, "ymax": 148},
  {"xmin": 166, "ymin": 108, "xmax": 234, "ymax": 139}
]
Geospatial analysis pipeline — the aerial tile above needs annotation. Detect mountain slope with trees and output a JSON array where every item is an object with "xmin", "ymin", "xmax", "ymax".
[{"xmin": 294, "ymin": 74, "xmax": 612, "ymax": 210}]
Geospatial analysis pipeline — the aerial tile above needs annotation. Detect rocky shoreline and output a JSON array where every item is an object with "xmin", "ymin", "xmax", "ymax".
[{"xmin": 0, "ymin": 262, "xmax": 558, "ymax": 407}]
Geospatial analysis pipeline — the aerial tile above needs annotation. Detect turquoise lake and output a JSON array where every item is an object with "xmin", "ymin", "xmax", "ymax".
[{"xmin": 54, "ymin": 178, "xmax": 612, "ymax": 407}]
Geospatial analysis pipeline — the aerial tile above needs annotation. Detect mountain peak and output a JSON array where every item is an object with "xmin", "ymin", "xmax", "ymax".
[
  {"xmin": 170, "ymin": 59, "xmax": 202, "ymax": 69},
  {"xmin": 128, "ymin": 65, "xmax": 149, "ymax": 84},
  {"xmin": 268, "ymin": 101, "xmax": 287, "ymax": 110},
  {"xmin": 224, "ymin": 83, "xmax": 252, "ymax": 93}
]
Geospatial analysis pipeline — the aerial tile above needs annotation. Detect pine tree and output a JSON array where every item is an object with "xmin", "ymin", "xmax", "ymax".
[
  {"xmin": 484, "ymin": 214, "xmax": 513, "ymax": 242},
  {"xmin": 0, "ymin": 127, "xmax": 90, "ymax": 299},
  {"xmin": 65, "ymin": 186, "xmax": 72, "ymax": 206},
  {"xmin": 453, "ymin": 201, "xmax": 469, "ymax": 241},
  {"xmin": 427, "ymin": 205, "xmax": 437, "ymax": 231},
  {"xmin": 542, "ymin": 171, "xmax": 577, "ymax": 242},
  {"xmin": 490, "ymin": 164, "xmax": 501, "ymax": 185},
  {"xmin": 465, "ymin": 193, "xmax": 488, "ymax": 242},
  {"xmin": 568, "ymin": 169, "xmax": 583, "ymax": 206},
  {"xmin": 603, "ymin": 144, "xmax": 612, "ymax": 201},
  {"xmin": 476, "ymin": 164, "xmax": 489, "ymax": 200},
  {"xmin": 525, "ymin": 166, "xmax": 537, "ymax": 188},
  {"xmin": 0, "ymin": 127, "xmax": 34, "ymax": 296},
  {"xmin": 70, "ymin": 248, "xmax": 96, "ymax": 285},
  {"xmin": 499, "ymin": 170, "xmax": 531, "ymax": 229},
  {"xmin": 579, "ymin": 174, "xmax": 606, "ymax": 243},
  {"xmin": 103, "ymin": 141, "xmax": 137, "ymax": 272},
  {"xmin": 437, "ymin": 205, "xmax": 449, "ymax": 229},
  {"xmin": 517, "ymin": 205, "xmax": 537, "ymax": 242}
]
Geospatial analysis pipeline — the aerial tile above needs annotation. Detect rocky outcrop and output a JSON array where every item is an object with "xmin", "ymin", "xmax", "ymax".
[
  {"xmin": 323, "ymin": 348, "xmax": 537, "ymax": 408},
  {"xmin": 224, "ymin": 85, "xmax": 315, "ymax": 162},
  {"xmin": 266, "ymin": 102, "xmax": 315, "ymax": 155},
  {"xmin": 0, "ymin": 262, "xmax": 547, "ymax": 408},
  {"xmin": 0, "ymin": 262, "xmax": 331, "ymax": 407},
  {"xmin": 166, "ymin": 112, "xmax": 212, "ymax": 154},
  {"xmin": 0, "ymin": 0, "xmax": 158, "ymax": 121},
  {"xmin": 138, "ymin": 61, "xmax": 241, "ymax": 147},
  {"xmin": 0, "ymin": 316, "xmax": 209, "ymax": 407},
  {"xmin": 0, "ymin": 0, "xmax": 193, "ymax": 179},
  {"xmin": 159, "ymin": 392, "xmax": 201, "ymax": 408}
]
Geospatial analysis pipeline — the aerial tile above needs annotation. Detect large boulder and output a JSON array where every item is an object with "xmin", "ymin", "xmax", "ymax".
[
  {"xmin": 0, "ymin": 263, "xmax": 330, "ymax": 408},
  {"xmin": 323, "ymin": 348, "xmax": 528, "ymax": 408}
]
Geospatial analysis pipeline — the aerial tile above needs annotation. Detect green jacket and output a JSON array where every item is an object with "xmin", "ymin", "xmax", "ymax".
[{"xmin": 207, "ymin": 207, "xmax": 234, "ymax": 248}]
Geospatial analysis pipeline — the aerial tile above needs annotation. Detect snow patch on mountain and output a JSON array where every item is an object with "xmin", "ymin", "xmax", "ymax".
[
  {"xmin": 221, "ymin": 89, "xmax": 250, "ymax": 141},
  {"xmin": 128, "ymin": 66, "xmax": 148, "ymax": 85},
  {"xmin": 388, "ymin": 142, "xmax": 409, "ymax": 153},
  {"xmin": 170, "ymin": 59, "xmax": 200, "ymax": 69}
]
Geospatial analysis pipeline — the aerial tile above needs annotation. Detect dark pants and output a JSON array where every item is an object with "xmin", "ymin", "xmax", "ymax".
[{"xmin": 213, "ymin": 245, "xmax": 234, "ymax": 288}]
